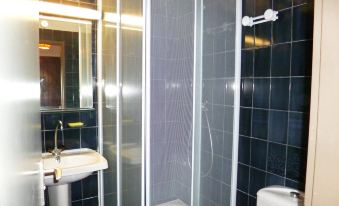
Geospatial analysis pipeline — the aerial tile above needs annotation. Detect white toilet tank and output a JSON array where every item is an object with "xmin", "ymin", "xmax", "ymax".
[{"xmin": 257, "ymin": 186, "xmax": 304, "ymax": 206}]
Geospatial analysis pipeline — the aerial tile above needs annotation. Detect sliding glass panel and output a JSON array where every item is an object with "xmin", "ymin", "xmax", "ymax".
[
  {"xmin": 120, "ymin": 0, "xmax": 143, "ymax": 205},
  {"xmin": 102, "ymin": 0, "xmax": 144, "ymax": 205},
  {"xmin": 102, "ymin": 0, "xmax": 118, "ymax": 204},
  {"xmin": 192, "ymin": 0, "xmax": 239, "ymax": 205}
]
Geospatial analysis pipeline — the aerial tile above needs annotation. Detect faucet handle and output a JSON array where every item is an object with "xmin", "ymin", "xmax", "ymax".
[
  {"xmin": 47, "ymin": 145, "xmax": 65, "ymax": 154},
  {"xmin": 54, "ymin": 167, "xmax": 62, "ymax": 181}
]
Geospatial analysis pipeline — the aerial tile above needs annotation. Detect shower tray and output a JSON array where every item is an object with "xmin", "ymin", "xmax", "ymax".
[{"xmin": 156, "ymin": 199, "xmax": 188, "ymax": 206}]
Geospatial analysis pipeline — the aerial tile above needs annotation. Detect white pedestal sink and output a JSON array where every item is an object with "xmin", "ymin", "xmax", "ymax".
[{"xmin": 42, "ymin": 148, "xmax": 108, "ymax": 206}]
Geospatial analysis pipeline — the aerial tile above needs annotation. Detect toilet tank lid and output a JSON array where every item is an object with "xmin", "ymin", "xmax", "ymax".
[{"xmin": 257, "ymin": 186, "xmax": 304, "ymax": 204}]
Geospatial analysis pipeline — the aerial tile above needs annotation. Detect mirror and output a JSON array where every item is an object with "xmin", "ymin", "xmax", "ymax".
[{"xmin": 39, "ymin": 15, "xmax": 94, "ymax": 110}]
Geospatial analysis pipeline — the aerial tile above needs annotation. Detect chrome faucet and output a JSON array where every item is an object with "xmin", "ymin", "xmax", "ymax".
[{"xmin": 50, "ymin": 120, "xmax": 63, "ymax": 163}]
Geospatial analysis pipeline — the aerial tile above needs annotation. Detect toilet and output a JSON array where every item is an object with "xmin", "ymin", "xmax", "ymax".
[{"xmin": 257, "ymin": 186, "xmax": 304, "ymax": 206}]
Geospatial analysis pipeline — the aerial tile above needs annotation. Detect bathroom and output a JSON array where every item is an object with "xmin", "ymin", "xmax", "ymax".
[{"xmin": 0, "ymin": 0, "xmax": 338, "ymax": 205}]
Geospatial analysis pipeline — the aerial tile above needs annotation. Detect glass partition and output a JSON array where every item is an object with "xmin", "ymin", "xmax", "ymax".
[
  {"xmin": 101, "ymin": 0, "xmax": 143, "ymax": 205},
  {"xmin": 192, "ymin": 0, "xmax": 240, "ymax": 205}
]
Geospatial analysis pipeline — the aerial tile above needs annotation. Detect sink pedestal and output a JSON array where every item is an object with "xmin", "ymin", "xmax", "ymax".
[{"xmin": 48, "ymin": 184, "xmax": 71, "ymax": 206}]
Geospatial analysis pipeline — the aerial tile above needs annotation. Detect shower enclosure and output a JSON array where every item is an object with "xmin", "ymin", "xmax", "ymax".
[{"xmin": 98, "ymin": 0, "xmax": 241, "ymax": 205}]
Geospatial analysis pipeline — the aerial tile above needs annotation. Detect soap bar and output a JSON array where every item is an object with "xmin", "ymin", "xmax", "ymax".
[{"xmin": 67, "ymin": 122, "xmax": 84, "ymax": 128}]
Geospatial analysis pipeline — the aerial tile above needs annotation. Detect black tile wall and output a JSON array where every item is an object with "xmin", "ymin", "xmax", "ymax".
[
  {"xmin": 40, "ymin": 22, "xmax": 98, "ymax": 206},
  {"xmin": 237, "ymin": 0, "xmax": 314, "ymax": 205}
]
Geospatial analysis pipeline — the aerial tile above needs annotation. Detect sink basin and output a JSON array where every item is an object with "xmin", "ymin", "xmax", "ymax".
[{"xmin": 42, "ymin": 148, "xmax": 108, "ymax": 186}]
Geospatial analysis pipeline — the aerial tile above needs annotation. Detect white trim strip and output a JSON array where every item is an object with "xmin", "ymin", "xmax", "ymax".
[
  {"xmin": 230, "ymin": 0, "xmax": 243, "ymax": 205},
  {"xmin": 191, "ymin": 0, "xmax": 203, "ymax": 205},
  {"xmin": 141, "ymin": 0, "xmax": 148, "ymax": 205},
  {"xmin": 145, "ymin": 0, "xmax": 151, "ymax": 205},
  {"xmin": 116, "ymin": 0, "xmax": 122, "ymax": 205},
  {"xmin": 97, "ymin": 0, "xmax": 104, "ymax": 205}
]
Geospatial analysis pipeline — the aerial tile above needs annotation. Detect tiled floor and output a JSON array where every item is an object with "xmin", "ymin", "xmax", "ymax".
[{"xmin": 156, "ymin": 199, "xmax": 188, "ymax": 206}]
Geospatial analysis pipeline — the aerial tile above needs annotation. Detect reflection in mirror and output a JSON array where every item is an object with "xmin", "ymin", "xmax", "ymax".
[{"xmin": 39, "ymin": 16, "xmax": 93, "ymax": 110}]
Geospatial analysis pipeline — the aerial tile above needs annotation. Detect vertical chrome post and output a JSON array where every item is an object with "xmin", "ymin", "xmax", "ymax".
[
  {"xmin": 142, "ymin": 0, "xmax": 151, "ymax": 205},
  {"xmin": 191, "ymin": 0, "xmax": 203, "ymax": 205},
  {"xmin": 230, "ymin": 0, "xmax": 243, "ymax": 205},
  {"xmin": 116, "ymin": 0, "xmax": 122, "ymax": 204},
  {"xmin": 97, "ymin": 0, "xmax": 104, "ymax": 205},
  {"xmin": 145, "ymin": 0, "xmax": 151, "ymax": 205}
]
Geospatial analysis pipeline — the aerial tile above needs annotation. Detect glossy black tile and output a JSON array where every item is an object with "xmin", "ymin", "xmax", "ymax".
[
  {"xmin": 290, "ymin": 77, "xmax": 311, "ymax": 112},
  {"xmin": 72, "ymin": 201, "xmax": 82, "ymax": 206},
  {"xmin": 273, "ymin": 0, "xmax": 292, "ymax": 10},
  {"xmin": 271, "ymin": 43, "xmax": 291, "ymax": 77},
  {"xmin": 254, "ymin": 48, "xmax": 271, "ymax": 77},
  {"xmin": 249, "ymin": 196, "xmax": 257, "ymax": 206},
  {"xmin": 64, "ymin": 129, "xmax": 81, "ymax": 149},
  {"xmin": 82, "ymin": 197, "xmax": 98, "ymax": 206},
  {"xmin": 45, "ymin": 130, "xmax": 62, "ymax": 151},
  {"xmin": 241, "ymin": 78, "xmax": 254, "ymax": 107},
  {"xmin": 273, "ymin": 9, "xmax": 292, "ymax": 44},
  {"xmin": 268, "ymin": 111, "xmax": 288, "ymax": 144},
  {"xmin": 82, "ymin": 174, "xmax": 98, "ymax": 198},
  {"xmin": 81, "ymin": 127, "xmax": 98, "ymax": 150},
  {"xmin": 252, "ymin": 109, "xmax": 268, "ymax": 140},
  {"xmin": 285, "ymin": 179, "xmax": 305, "ymax": 191},
  {"xmin": 293, "ymin": 0, "xmax": 313, "ymax": 5},
  {"xmin": 236, "ymin": 191, "xmax": 249, "ymax": 206},
  {"xmin": 291, "ymin": 41, "xmax": 313, "ymax": 76},
  {"xmin": 266, "ymin": 173, "xmax": 284, "ymax": 186},
  {"xmin": 243, "ymin": 27, "xmax": 255, "ymax": 49},
  {"xmin": 41, "ymin": 131, "xmax": 45, "ymax": 152},
  {"xmin": 240, "ymin": 108, "xmax": 252, "ymax": 136},
  {"xmin": 41, "ymin": 115, "xmax": 45, "ymax": 131},
  {"xmin": 251, "ymin": 138, "xmax": 267, "ymax": 170},
  {"xmin": 267, "ymin": 143, "xmax": 287, "ymax": 176},
  {"xmin": 293, "ymin": 4, "xmax": 314, "ymax": 41},
  {"xmin": 242, "ymin": 50, "xmax": 254, "ymax": 77},
  {"xmin": 80, "ymin": 110, "xmax": 97, "ymax": 127},
  {"xmin": 270, "ymin": 78, "xmax": 290, "ymax": 110},
  {"xmin": 253, "ymin": 78, "xmax": 270, "ymax": 108},
  {"xmin": 255, "ymin": 0, "xmax": 272, "ymax": 16},
  {"xmin": 71, "ymin": 180, "xmax": 82, "ymax": 201},
  {"xmin": 44, "ymin": 113, "xmax": 62, "ymax": 130},
  {"xmin": 237, "ymin": 164, "xmax": 250, "ymax": 192},
  {"xmin": 239, "ymin": 136, "xmax": 251, "ymax": 165},
  {"xmin": 286, "ymin": 147, "xmax": 307, "ymax": 182},
  {"xmin": 288, "ymin": 112, "xmax": 309, "ymax": 148},
  {"xmin": 243, "ymin": 0, "xmax": 255, "ymax": 16},
  {"xmin": 255, "ymin": 22, "xmax": 272, "ymax": 47},
  {"xmin": 249, "ymin": 168, "xmax": 266, "ymax": 196}
]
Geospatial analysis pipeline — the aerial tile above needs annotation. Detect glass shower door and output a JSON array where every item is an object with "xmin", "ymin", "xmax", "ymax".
[
  {"xmin": 192, "ymin": 0, "xmax": 241, "ymax": 205},
  {"xmin": 101, "ymin": 0, "xmax": 144, "ymax": 205},
  {"xmin": 120, "ymin": 0, "xmax": 143, "ymax": 205}
]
